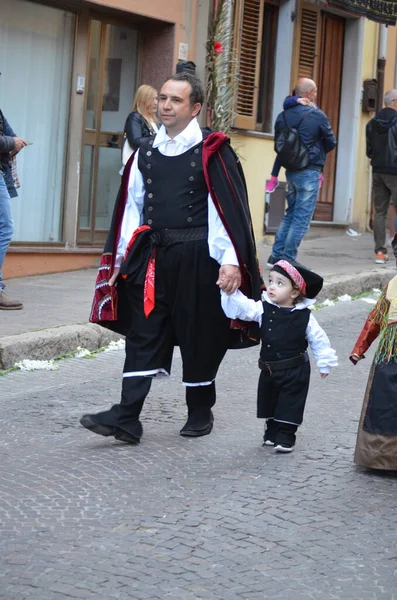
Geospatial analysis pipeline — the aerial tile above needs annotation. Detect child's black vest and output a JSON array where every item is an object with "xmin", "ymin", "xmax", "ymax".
[
  {"xmin": 260, "ymin": 301, "xmax": 310, "ymax": 362},
  {"xmin": 138, "ymin": 139, "xmax": 208, "ymax": 229}
]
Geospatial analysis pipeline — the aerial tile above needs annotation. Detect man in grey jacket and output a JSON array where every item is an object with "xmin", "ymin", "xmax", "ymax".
[{"xmin": 0, "ymin": 110, "xmax": 27, "ymax": 309}]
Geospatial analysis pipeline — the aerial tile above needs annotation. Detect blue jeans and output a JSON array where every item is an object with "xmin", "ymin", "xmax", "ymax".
[
  {"xmin": 272, "ymin": 168, "xmax": 320, "ymax": 261},
  {"xmin": 0, "ymin": 172, "xmax": 14, "ymax": 290}
]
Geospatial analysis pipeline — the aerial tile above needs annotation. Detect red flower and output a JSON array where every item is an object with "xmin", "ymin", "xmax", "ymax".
[{"xmin": 214, "ymin": 41, "xmax": 223, "ymax": 54}]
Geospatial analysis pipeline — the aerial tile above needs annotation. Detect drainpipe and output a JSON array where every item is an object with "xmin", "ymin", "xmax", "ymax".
[{"xmin": 376, "ymin": 25, "xmax": 387, "ymax": 111}]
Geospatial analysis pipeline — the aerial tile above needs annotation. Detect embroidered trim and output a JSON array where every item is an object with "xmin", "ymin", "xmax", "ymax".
[
  {"xmin": 98, "ymin": 295, "xmax": 111, "ymax": 320},
  {"xmin": 123, "ymin": 369, "xmax": 170, "ymax": 377},
  {"xmin": 274, "ymin": 260, "xmax": 306, "ymax": 295}
]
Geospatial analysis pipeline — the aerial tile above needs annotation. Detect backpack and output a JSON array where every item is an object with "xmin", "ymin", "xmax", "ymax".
[{"xmin": 275, "ymin": 109, "xmax": 315, "ymax": 171}]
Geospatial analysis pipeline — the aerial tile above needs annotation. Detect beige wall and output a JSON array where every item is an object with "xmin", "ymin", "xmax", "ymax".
[
  {"xmin": 231, "ymin": 134, "xmax": 276, "ymax": 240},
  {"xmin": 385, "ymin": 25, "xmax": 397, "ymax": 93},
  {"xmin": 87, "ymin": 0, "xmax": 184, "ymax": 24},
  {"xmin": 352, "ymin": 19, "xmax": 378, "ymax": 232},
  {"xmin": 233, "ymin": 18, "xmax": 387, "ymax": 240}
]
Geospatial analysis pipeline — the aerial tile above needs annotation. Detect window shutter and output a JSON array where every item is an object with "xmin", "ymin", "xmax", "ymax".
[
  {"xmin": 235, "ymin": 0, "xmax": 264, "ymax": 130},
  {"xmin": 296, "ymin": 7, "xmax": 320, "ymax": 80}
]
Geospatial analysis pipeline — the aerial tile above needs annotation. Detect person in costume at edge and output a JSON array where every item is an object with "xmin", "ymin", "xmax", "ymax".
[
  {"xmin": 350, "ymin": 268, "xmax": 397, "ymax": 470},
  {"xmin": 81, "ymin": 72, "xmax": 262, "ymax": 444},
  {"xmin": 221, "ymin": 260, "xmax": 338, "ymax": 453}
]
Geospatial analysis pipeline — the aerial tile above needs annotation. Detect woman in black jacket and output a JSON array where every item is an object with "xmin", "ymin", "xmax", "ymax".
[{"xmin": 122, "ymin": 85, "xmax": 158, "ymax": 169}]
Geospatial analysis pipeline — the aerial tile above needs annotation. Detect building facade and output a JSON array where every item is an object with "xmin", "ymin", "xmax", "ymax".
[
  {"xmin": 1, "ymin": 0, "xmax": 210, "ymax": 277},
  {"xmin": 230, "ymin": 0, "xmax": 397, "ymax": 239}
]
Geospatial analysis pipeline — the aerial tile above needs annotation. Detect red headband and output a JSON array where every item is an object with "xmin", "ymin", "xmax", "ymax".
[{"xmin": 274, "ymin": 260, "xmax": 306, "ymax": 295}]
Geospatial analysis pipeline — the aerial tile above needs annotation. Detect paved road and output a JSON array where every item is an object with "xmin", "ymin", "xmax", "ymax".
[{"xmin": 1, "ymin": 297, "xmax": 397, "ymax": 599}]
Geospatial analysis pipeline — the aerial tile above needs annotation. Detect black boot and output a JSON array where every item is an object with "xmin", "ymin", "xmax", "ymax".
[
  {"xmin": 180, "ymin": 383, "xmax": 215, "ymax": 437},
  {"xmin": 80, "ymin": 376, "xmax": 151, "ymax": 443}
]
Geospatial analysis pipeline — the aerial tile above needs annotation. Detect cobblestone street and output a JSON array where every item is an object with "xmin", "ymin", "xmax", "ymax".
[{"xmin": 1, "ymin": 298, "xmax": 397, "ymax": 599}]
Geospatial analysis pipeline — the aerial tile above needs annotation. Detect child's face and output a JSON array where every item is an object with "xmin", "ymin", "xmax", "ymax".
[{"xmin": 267, "ymin": 271, "xmax": 300, "ymax": 307}]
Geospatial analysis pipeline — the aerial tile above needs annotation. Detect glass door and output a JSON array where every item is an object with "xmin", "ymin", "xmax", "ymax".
[{"xmin": 78, "ymin": 20, "xmax": 139, "ymax": 245}]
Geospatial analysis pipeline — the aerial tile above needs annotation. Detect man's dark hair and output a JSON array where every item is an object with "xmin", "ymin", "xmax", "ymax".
[{"xmin": 168, "ymin": 72, "xmax": 205, "ymax": 107}]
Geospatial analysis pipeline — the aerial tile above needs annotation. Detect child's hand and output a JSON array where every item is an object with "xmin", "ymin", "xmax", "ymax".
[{"xmin": 320, "ymin": 373, "xmax": 329, "ymax": 379}]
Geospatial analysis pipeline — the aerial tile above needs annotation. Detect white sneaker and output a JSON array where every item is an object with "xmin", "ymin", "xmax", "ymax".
[
  {"xmin": 262, "ymin": 439, "xmax": 275, "ymax": 447},
  {"xmin": 274, "ymin": 443, "xmax": 295, "ymax": 453}
]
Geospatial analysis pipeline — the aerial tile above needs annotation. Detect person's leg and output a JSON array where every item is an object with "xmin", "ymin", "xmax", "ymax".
[
  {"xmin": 372, "ymin": 172, "xmax": 390, "ymax": 256},
  {"xmin": 386, "ymin": 174, "xmax": 397, "ymax": 241},
  {"xmin": 257, "ymin": 369, "xmax": 278, "ymax": 445},
  {"xmin": 180, "ymin": 383, "xmax": 216, "ymax": 436},
  {"xmin": 270, "ymin": 172, "xmax": 298, "ymax": 260},
  {"xmin": 80, "ymin": 269, "xmax": 174, "ymax": 442},
  {"xmin": 174, "ymin": 241, "xmax": 230, "ymax": 436},
  {"xmin": 0, "ymin": 173, "xmax": 13, "ymax": 286},
  {"xmin": 387, "ymin": 202, "xmax": 396, "ymax": 242},
  {"xmin": 0, "ymin": 173, "xmax": 22, "ymax": 309},
  {"xmin": 273, "ymin": 362, "xmax": 311, "ymax": 452},
  {"xmin": 281, "ymin": 169, "xmax": 320, "ymax": 261}
]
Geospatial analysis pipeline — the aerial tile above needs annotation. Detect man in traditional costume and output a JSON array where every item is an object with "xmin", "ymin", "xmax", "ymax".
[
  {"xmin": 350, "ymin": 252, "xmax": 397, "ymax": 470},
  {"xmin": 80, "ymin": 73, "xmax": 262, "ymax": 444}
]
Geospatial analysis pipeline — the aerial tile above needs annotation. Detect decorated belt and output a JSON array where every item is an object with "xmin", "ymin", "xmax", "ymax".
[
  {"xmin": 158, "ymin": 226, "xmax": 208, "ymax": 244},
  {"xmin": 258, "ymin": 352, "xmax": 309, "ymax": 372},
  {"xmin": 121, "ymin": 224, "xmax": 209, "ymax": 319}
]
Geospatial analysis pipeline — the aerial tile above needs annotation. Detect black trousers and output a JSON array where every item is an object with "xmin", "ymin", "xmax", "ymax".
[
  {"xmin": 94, "ymin": 239, "xmax": 229, "ymax": 435},
  {"xmin": 257, "ymin": 362, "xmax": 311, "ymax": 425}
]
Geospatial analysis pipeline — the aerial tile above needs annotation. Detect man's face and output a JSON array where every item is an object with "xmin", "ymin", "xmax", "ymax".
[
  {"xmin": 307, "ymin": 85, "xmax": 318, "ymax": 102},
  {"xmin": 158, "ymin": 80, "xmax": 201, "ymax": 133}
]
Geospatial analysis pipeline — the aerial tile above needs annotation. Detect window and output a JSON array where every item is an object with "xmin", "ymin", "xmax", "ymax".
[{"xmin": 234, "ymin": 0, "xmax": 279, "ymax": 132}]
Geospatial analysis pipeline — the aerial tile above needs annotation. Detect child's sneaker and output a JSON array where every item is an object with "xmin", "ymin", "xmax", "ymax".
[
  {"xmin": 375, "ymin": 251, "xmax": 388, "ymax": 264},
  {"xmin": 263, "ymin": 419, "xmax": 277, "ymax": 446},
  {"xmin": 262, "ymin": 438, "xmax": 275, "ymax": 447},
  {"xmin": 265, "ymin": 176, "xmax": 279, "ymax": 194},
  {"xmin": 274, "ymin": 443, "xmax": 295, "ymax": 453}
]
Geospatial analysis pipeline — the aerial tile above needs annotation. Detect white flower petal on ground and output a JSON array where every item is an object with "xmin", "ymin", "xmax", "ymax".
[
  {"xmin": 337, "ymin": 294, "xmax": 352, "ymax": 302},
  {"xmin": 104, "ymin": 339, "xmax": 125, "ymax": 352},
  {"xmin": 74, "ymin": 347, "xmax": 92, "ymax": 358},
  {"xmin": 320, "ymin": 299, "xmax": 335, "ymax": 307},
  {"xmin": 14, "ymin": 359, "xmax": 59, "ymax": 372}
]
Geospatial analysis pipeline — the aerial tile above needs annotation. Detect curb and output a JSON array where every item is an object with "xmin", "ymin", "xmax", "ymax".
[
  {"xmin": 1, "ymin": 268, "xmax": 395, "ymax": 371},
  {"xmin": 317, "ymin": 267, "xmax": 396, "ymax": 302},
  {"xmin": 0, "ymin": 324, "xmax": 122, "ymax": 370}
]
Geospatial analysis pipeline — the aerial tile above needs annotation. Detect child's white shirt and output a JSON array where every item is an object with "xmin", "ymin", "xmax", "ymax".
[{"xmin": 221, "ymin": 289, "xmax": 338, "ymax": 374}]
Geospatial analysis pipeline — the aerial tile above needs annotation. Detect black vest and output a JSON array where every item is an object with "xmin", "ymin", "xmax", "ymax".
[
  {"xmin": 260, "ymin": 301, "xmax": 310, "ymax": 361},
  {"xmin": 138, "ymin": 139, "xmax": 208, "ymax": 229}
]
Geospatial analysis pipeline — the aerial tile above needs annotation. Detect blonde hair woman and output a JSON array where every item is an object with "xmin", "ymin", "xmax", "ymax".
[{"xmin": 122, "ymin": 85, "xmax": 158, "ymax": 167}]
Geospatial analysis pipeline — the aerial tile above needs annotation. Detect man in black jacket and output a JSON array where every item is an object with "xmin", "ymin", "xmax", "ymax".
[
  {"xmin": 366, "ymin": 89, "xmax": 397, "ymax": 264},
  {"xmin": 80, "ymin": 73, "xmax": 261, "ymax": 445}
]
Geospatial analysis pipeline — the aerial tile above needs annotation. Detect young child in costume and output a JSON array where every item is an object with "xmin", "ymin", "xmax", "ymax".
[
  {"xmin": 221, "ymin": 260, "xmax": 338, "ymax": 453},
  {"xmin": 350, "ymin": 266, "xmax": 397, "ymax": 470}
]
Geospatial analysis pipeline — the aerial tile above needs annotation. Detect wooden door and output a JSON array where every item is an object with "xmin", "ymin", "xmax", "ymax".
[
  {"xmin": 293, "ymin": 5, "xmax": 344, "ymax": 222},
  {"xmin": 314, "ymin": 13, "xmax": 344, "ymax": 220},
  {"xmin": 77, "ymin": 19, "xmax": 139, "ymax": 245}
]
